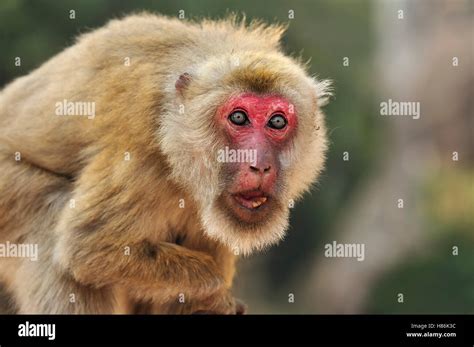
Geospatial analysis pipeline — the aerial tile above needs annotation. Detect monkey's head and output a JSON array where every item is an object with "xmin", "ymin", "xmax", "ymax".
[{"xmin": 160, "ymin": 41, "xmax": 331, "ymax": 255}]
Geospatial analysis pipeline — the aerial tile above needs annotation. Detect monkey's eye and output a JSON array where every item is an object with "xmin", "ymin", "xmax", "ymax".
[
  {"xmin": 228, "ymin": 110, "xmax": 249, "ymax": 126},
  {"xmin": 267, "ymin": 114, "xmax": 287, "ymax": 130}
]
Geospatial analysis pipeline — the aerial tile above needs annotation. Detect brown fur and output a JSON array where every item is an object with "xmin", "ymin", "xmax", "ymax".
[{"xmin": 0, "ymin": 13, "xmax": 330, "ymax": 313}]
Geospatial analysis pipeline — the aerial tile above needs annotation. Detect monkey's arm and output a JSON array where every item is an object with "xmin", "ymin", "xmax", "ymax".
[
  {"xmin": 65, "ymin": 239, "xmax": 224, "ymax": 301},
  {"xmin": 53, "ymin": 149, "xmax": 226, "ymax": 302}
]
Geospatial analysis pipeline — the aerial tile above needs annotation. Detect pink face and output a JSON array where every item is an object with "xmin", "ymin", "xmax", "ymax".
[{"xmin": 216, "ymin": 93, "xmax": 297, "ymax": 224}]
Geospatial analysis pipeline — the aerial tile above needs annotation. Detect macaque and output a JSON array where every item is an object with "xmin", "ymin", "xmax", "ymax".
[{"xmin": 0, "ymin": 13, "xmax": 330, "ymax": 313}]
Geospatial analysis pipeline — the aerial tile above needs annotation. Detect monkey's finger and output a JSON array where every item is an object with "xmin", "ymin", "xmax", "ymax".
[{"xmin": 235, "ymin": 298, "xmax": 247, "ymax": 315}]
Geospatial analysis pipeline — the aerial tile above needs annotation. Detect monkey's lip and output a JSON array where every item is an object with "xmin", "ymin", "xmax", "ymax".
[
  {"xmin": 232, "ymin": 191, "xmax": 269, "ymax": 210},
  {"xmin": 221, "ymin": 189, "xmax": 274, "ymax": 225}
]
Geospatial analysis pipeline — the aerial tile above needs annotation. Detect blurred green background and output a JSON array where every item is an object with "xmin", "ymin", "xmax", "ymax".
[{"xmin": 1, "ymin": 0, "xmax": 472, "ymax": 313}]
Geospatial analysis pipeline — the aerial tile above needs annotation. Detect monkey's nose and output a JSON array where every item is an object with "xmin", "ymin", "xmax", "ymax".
[{"xmin": 249, "ymin": 164, "xmax": 271, "ymax": 174}]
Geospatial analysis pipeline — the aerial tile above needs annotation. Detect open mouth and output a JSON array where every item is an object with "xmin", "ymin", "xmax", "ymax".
[
  {"xmin": 233, "ymin": 190, "xmax": 269, "ymax": 210},
  {"xmin": 221, "ymin": 189, "xmax": 275, "ymax": 225}
]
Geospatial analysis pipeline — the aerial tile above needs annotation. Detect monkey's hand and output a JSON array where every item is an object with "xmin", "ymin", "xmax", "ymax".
[{"xmin": 190, "ymin": 290, "xmax": 247, "ymax": 315}]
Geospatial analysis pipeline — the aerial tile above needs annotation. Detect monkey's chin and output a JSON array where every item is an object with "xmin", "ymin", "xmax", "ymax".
[{"xmin": 200, "ymin": 194, "xmax": 289, "ymax": 255}]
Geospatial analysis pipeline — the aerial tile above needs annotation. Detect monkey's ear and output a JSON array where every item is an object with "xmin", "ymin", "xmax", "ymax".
[
  {"xmin": 313, "ymin": 78, "xmax": 333, "ymax": 107},
  {"xmin": 175, "ymin": 72, "xmax": 192, "ymax": 95}
]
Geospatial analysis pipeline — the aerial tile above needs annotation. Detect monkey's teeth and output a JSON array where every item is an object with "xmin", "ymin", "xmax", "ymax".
[{"xmin": 251, "ymin": 197, "xmax": 267, "ymax": 208}]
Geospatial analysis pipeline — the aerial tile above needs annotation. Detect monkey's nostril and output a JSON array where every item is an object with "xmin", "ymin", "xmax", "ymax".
[{"xmin": 249, "ymin": 166, "xmax": 260, "ymax": 172}]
